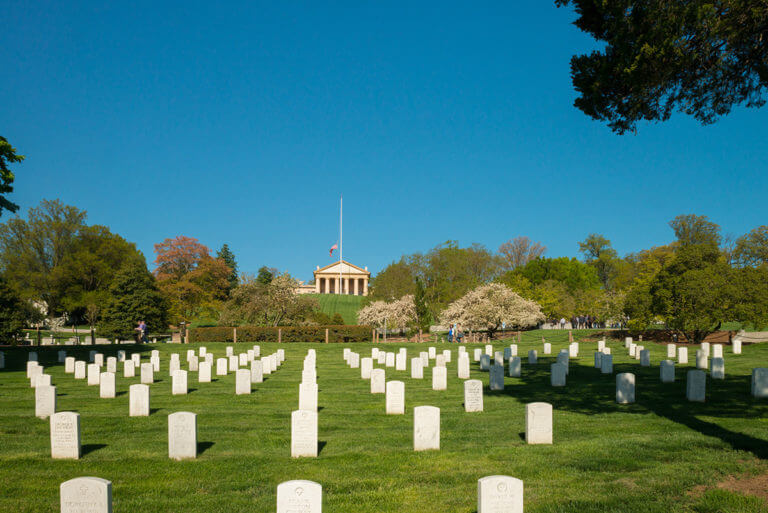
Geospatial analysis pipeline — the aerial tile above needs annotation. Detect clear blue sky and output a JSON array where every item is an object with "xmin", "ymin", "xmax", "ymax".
[{"xmin": 3, "ymin": 1, "xmax": 767, "ymax": 282}]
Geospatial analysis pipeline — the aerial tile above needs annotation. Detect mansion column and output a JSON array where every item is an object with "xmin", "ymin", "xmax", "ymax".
[
  {"xmin": 363, "ymin": 278, "xmax": 368, "ymax": 296},
  {"xmin": 315, "ymin": 278, "xmax": 320, "ymax": 293},
  {"xmin": 353, "ymin": 278, "xmax": 358, "ymax": 296}
]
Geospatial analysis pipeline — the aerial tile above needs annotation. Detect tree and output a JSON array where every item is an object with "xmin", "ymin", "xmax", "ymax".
[
  {"xmin": 733, "ymin": 226, "xmax": 768, "ymax": 267},
  {"xmin": 649, "ymin": 244, "xmax": 736, "ymax": 344},
  {"xmin": 219, "ymin": 274, "xmax": 318, "ymax": 326},
  {"xmin": 368, "ymin": 259, "xmax": 416, "ymax": 301},
  {"xmin": 0, "ymin": 275, "xmax": 27, "ymax": 343},
  {"xmin": 216, "ymin": 244, "xmax": 239, "ymax": 291},
  {"xmin": 331, "ymin": 313, "xmax": 345, "ymax": 325},
  {"xmin": 439, "ymin": 283, "xmax": 545, "ymax": 336},
  {"xmin": 413, "ymin": 277, "xmax": 432, "ymax": 332},
  {"xmin": 510, "ymin": 256, "xmax": 601, "ymax": 292},
  {"xmin": 0, "ymin": 136, "xmax": 23, "ymax": 216},
  {"xmin": 100, "ymin": 261, "xmax": 169, "ymax": 340},
  {"xmin": 669, "ymin": 214, "xmax": 722, "ymax": 247},
  {"xmin": 358, "ymin": 295, "xmax": 417, "ymax": 331},
  {"xmin": 578, "ymin": 233, "xmax": 619, "ymax": 289},
  {"xmin": 498, "ymin": 236, "xmax": 546, "ymax": 270},
  {"xmin": 256, "ymin": 266, "xmax": 276, "ymax": 286},
  {"xmin": 154, "ymin": 236, "xmax": 210, "ymax": 280},
  {"xmin": 556, "ymin": 1, "xmax": 768, "ymax": 133}
]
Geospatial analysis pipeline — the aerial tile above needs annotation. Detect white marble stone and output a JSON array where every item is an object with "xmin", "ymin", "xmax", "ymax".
[
  {"xmin": 701, "ymin": 342, "xmax": 710, "ymax": 357},
  {"xmin": 509, "ymin": 344, "xmax": 518, "ymax": 357},
  {"xmin": 435, "ymin": 354, "xmax": 446, "ymax": 368},
  {"xmin": 710, "ymin": 357, "xmax": 725, "ymax": 379},
  {"xmin": 733, "ymin": 339, "xmax": 742, "ymax": 354},
  {"xmin": 302, "ymin": 368, "xmax": 317, "ymax": 384},
  {"xmin": 64, "ymin": 357, "xmax": 75, "ymax": 373},
  {"xmin": 478, "ymin": 475, "xmax": 523, "ymax": 513},
  {"xmin": 117, "ymin": 350, "xmax": 126, "ymax": 362},
  {"xmin": 751, "ymin": 368, "xmax": 768, "ymax": 398},
  {"xmin": 376, "ymin": 352, "xmax": 386, "ymax": 365},
  {"xmin": 228, "ymin": 355, "xmax": 239, "ymax": 372},
  {"xmin": 640, "ymin": 349, "xmax": 650, "ymax": 367},
  {"xmin": 660, "ymin": 360, "xmax": 675, "ymax": 383},
  {"xmin": 473, "ymin": 348, "xmax": 482, "ymax": 362},
  {"xmin": 616, "ymin": 373, "xmax": 635, "ymax": 404},
  {"xmin": 464, "ymin": 379, "xmax": 483, "ymax": 412},
  {"xmin": 432, "ymin": 366, "xmax": 447, "ymax": 391},
  {"xmin": 36, "ymin": 385, "xmax": 56, "ymax": 419},
  {"xmin": 597, "ymin": 340, "xmax": 605, "ymax": 352},
  {"xmin": 74, "ymin": 361, "xmax": 86, "ymax": 379},
  {"xmin": 411, "ymin": 358, "xmax": 424, "ymax": 379},
  {"xmin": 442, "ymin": 349, "xmax": 451, "ymax": 363},
  {"xmin": 484, "ymin": 344, "xmax": 493, "ymax": 356},
  {"xmin": 188, "ymin": 355, "xmax": 199, "ymax": 372},
  {"xmin": 508, "ymin": 357, "xmax": 521, "ymax": 378},
  {"xmin": 60, "ymin": 477, "xmax": 111, "ymax": 513},
  {"xmin": 413, "ymin": 405, "xmax": 440, "ymax": 451},
  {"xmin": 556, "ymin": 352, "xmax": 569, "ymax": 375},
  {"xmin": 131, "ymin": 353, "xmax": 141, "ymax": 366},
  {"xmin": 678, "ymin": 346, "xmax": 689, "ymax": 364},
  {"xmin": 569, "ymin": 342, "xmax": 578, "ymax": 358},
  {"xmin": 479, "ymin": 354, "xmax": 491, "ymax": 371},
  {"xmin": 31, "ymin": 372, "xmax": 50, "ymax": 388},
  {"xmin": 371, "ymin": 368, "xmax": 385, "ymax": 394},
  {"xmin": 628, "ymin": 343, "xmax": 637, "ymax": 357},
  {"xmin": 594, "ymin": 351, "xmax": 603, "ymax": 369},
  {"xmin": 94, "ymin": 353, "xmax": 104, "ymax": 367},
  {"xmin": 216, "ymin": 358, "xmax": 228, "ymax": 376},
  {"xmin": 349, "ymin": 353, "xmax": 360, "ymax": 368},
  {"xmin": 458, "ymin": 354, "xmax": 470, "ymax": 379},
  {"xmin": 494, "ymin": 351, "xmax": 504, "ymax": 366},
  {"xmin": 687, "ymin": 370, "xmax": 706, "ymax": 402},
  {"xmin": 150, "ymin": 355, "xmax": 160, "ymax": 372},
  {"xmin": 528, "ymin": 350, "xmax": 537, "ymax": 364},
  {"xmin": 106, "ymin": 357, "xmax": 117, "ymax": 373},
  {"xmin": 428, "ymin": 347, "xmax": 436, "ymax": 359},
  {"xmin": 253, "ymin": 345, "xmax": 261, "ymax": 357},
  {"xmin": 543, "ymin": 342, "xmax": 551, "ymax": 354},
  {"xmin": 168, "ymin": 411, "xmax": 197, "ymax": 460},
  {"xmin": 87, "ymin": 364, "xmax": 101, "ymax": 386},
  {"xmin": 360, "ymin": 357, "xmax": 373, "ymax": 379},
  {"xmin": 121, "ymin": 359, "xmax": 135, "ymax": 378},
  {"xmin": 396, "ymin": 352, "xmax": 407, "ymax": 371},
  {"xmin": 236, "ymin": 369, "xmax": 251, "ymax": 395},
  {"xmin": 489, "ymin": 364, "xmax": 504, "ymax": 391},
  {"xmin": 667, "ymin": 344, "xmax": 677, "ymax": 358},
  {"xmin": 384, "ymin": 352, "xmax": 394, "ymax": 368},
  {"xmin": 250, "ymin": 360, "xmax": 263, "ymax": 383},
  {"xmin": 276, "ymin": 480, "xmax": 322, "ymax": 513},
  {"xmin": 420, "ymin": 351, "xmax": 429, "ymax": 366},
  {"xmin": 99, "ymin": 372, "xmax": 116, "ymax": 398},
  {"xmin": 386, "ymin": 380, "xmax": 405, "ymax": 414},
  {"xmin": 140, "ymin": 362, "xmax": 154, "ymax": 384},
  {"xmin": 299, "ymin": 383, "xmax": 318, "ymax": 411},
  {"xmin": 226, "ymin": 346, "xmax": 234, "ymax": 356},
  {"xmin": 625, "ymin": 337, "xmax": 633, "ymax": 347},
  {"xmin": 712, "ymin": 344, "xmax": 723, "ymax": 358},
  {"xmin": 198, "ymin": 361, "xmax": 212, "ymax": 383},
  {"xmin": 550, "ymin": 363, "xmax": 566, "ymax": 387},
  {"xmin": 27, "ymin": 360, "xmax": 41, "ymax": 378},
  {"xmin": 172, "ymin": 370, "xmax": 188, "ymax": 395},
  {"xmin": 525, "ymin": 402, "xmax": 552, "ymax": 444},
  {"xmin": 50, "ymin": 411, "xmax": 80, "ymax": 459},
  {"xmin": 129, "ymin": 383, "xmax": 150, "ymax": 416},
  {"xmin": 239, "ymin": 353, "xmax": 249, "ymax": 367},
  {"xmin": 261, "ymin": 356, "xmax": 272, "ymax": 375},
  {"xmin": 199, "ymin": 346, "xmax": 207, "ymax": 357},
  {"xmin": 696, "ymin": 350, "xmax": 708, "ymax": 370},
  {"xmin": 291, "ymin": 409, "xmax": 318, "ymax": 458},
  {"xmin": 89, "ymin": 350, "xmax": 97, "ymax": 362}
]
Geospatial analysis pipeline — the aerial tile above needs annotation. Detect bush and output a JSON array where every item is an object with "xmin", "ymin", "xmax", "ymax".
[{"xmin": 189, "ymin": 325, "xmax": 373, "ymax": 343}]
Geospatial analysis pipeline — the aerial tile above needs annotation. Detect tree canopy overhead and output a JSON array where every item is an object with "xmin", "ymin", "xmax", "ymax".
[
  {"xmin": 0, "ymin": 136, "xmax": 23, "ymax": 216},
  {"xmin": 556, "ymin": 1, "xmax": 768, "ymax": 133}
]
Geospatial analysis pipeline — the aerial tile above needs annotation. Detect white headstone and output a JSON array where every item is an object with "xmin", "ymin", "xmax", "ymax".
[
  {"xmin": 710, "ymin": 357, "xmax": 725, "ymax": 380},
  {"xmin": 198, "ymin": 361, "xmax": 212, "ymax": 383},
  {"xmin": 489, "ymin": 364, "xmax": 504, "ymax": 391},
  {"xmin": 140, "ymin": 362, "xmax": 154, "ymax": 384},
  {"xmin": 65, "ymin": 357, "xmax": 75, "ymax": 373},
  {"xmin": 640, "ymin": 349, "xmax": 650, "ymax": 367},
  {"xmin": 678, "ymin": 346, "xmax": 689, "ymax": 364},
  {"xmin": 396, "ymin": 352, "xmax": 407, "ymax": 371},
  {"xmin": 129, "ymin": 383, "xmax": 150, "ymax": 416},
  {"xmin": 58, "ymin": 350, "xmax": 66, "ymax": 362},
  {"xmin": 371, "ymin": 369, "xmax": 385, "ymax": 394},
  {"xmin": 168, "ymin": 411, "xmax": 197, "ymax": 460},
  {"xmin": 94, "ymin": 354, "xmax": 104, "ymax": 367},
  {"xmin": 442, "ymin": 349, "xmax": 451, "ymax": 362},
  {"xmin": 543, "ymin": 342, "xmax": 551, "ymax": 354},
  {"xmin": 701, "ymin": 342, "xmax": 710, "ymax": 357},
  {"xmin": 687, "ymin": 370, "xmax": 706, "ymax": 402},
  {"xmin": 508, "ymin": 357, "xmax": 521, "ymax": 378},
  {"xmin": 150, "ymin": 355, "xmax": 160, "ymax": 372},
  {"xmin": 479, "ymin": 355, "xmax": 491, "ymax": 371},
  {"xmin": 550, "ymin": 363, "xmax": 566, "ymax": 387},
  {"xmin": 696, "ymin": 350, "xmax": 708, "ymax": 370},
  {"xmin": 428, "ymin": 347, "xmax": 436, "ymax": 359},
  {"xmin": 228, "ymin": 355, "xmax": 239, "ymax": 372},
  {"xmin": 226, "ymin": 346, "xmax": 234, "ymax": 356},
  {"xmin": 123, "ymin": 360, "xmax": 135, "ymax": 378},
  {"xmin": 528, "ymin": 350, "xmax": 537, "ymax": 364},
  {"xmin": 291, "ymin": 409, "xmax": 318, "ymax": 458},
  {"xmin": 87, "ymin": 364, "xmax": 101, "ymax": 386},
  {"xmin": 261, "ymin": 356, "xmax": 272, "ymax": 375},
  {"xmin": 751, "ymin": 368, "xmax": 768, "ymax": 398},
  {"xmin": 131, "ymin": 353, "xmax": 141, "ymax": 366},
  {"xmin": 667, "ymin": 344, "xmax": 676, "ymax": 358},
  {"xmin": 216, "ymin": 358, "xmax": 228, "ymax": 376},
  {"xmin": 435, "ymin": 354, "xmax": 446, "ymax": 368},
  {"xmin": 594, "ymin": 351, "xmax": 603, "ymax": 369},
  {"xmin": 172, "ymin": 370, "xmax": 188, "ymax": 395},
  {"xmin": 458, "ymin": 354, "xmax": 470, "ymax": 379},
  {"xmin": 276, "ymin": 480, "xmax": 322, "ymax": 513},
  {"xmin": 60, "ymin": 477, "xmax": 112, "ymax": 513},
  {"xmin": 733, "ymin": 339, "xmax": 742, "ymax": 354},
  {"xmin": 568, "ymin": 342, "xmax": 578, "ymax": 358},
  {"xmin": 525, "ymin": 402, "xmax": 552, "ymax": 444},
  {"xmin": 250, "ymin": 360, "xmax": 263, "ymax": 383},
  {"xmin": 411, "ymin": 358, "xmax": 424, "ymax": 379},
  {"xmin": 74, "ymin": 361, "xmax": 86, "ymax": 379},
  {"xmin": 413, "ymin": 405, "xmax": 440, "ymax": 451},
  {"xmin": 117, "ymin": 350, "xmax": 126, "ymax": 362},
  {"xmin": 473, "ymin": 348, "xmax": 482, "ymax": 362},
  {"xmin": 464, "ymin": 379, "xmax": 483, "ymax": 413},
  {"xmin": 188, "ymin": 355, "xmax": 199, "ymax": 372},
  {"xmin": 660, "ymin": 360, "xmax": 675, "ymax": 383},
  {"xmin": 36, "ymin": 385, "xmax": 56, "ymax": 419},
  {"xmin": 494, "ymin": 351, "xmax": 504, "ymax": 366},
  {"xmin": 361, "ymin": 357, "xmax": 373, "ymax": 379},
  {"xmin": 386, "ymin": 380, "xmax": 405, "ymax": 415},
  {"xmin": 349, "ymin": 353, "xmax": 360, "ymax": 369},
  {"xmin": 50, "ymin": 411, "xmax": 80, "ymax": 459},
  {"xmin": 106, "ymin": 356, "xmax": 117, "ymax": 374},
  {"xmin": 236, "ymin": 369, "xmax": 251, "ymax": 395},
  {"xmin": 99, "ymin": 372, "xmax": 116, "ymax": 398},
  {"xmin": 478, "ymin": 475, "xmax": 523, "ymax": 513},
  {"xmin": 616, "ymin": 373, "xmax": 635, "ymax": 404},
  {"xmin": 509, "ymin": 344, "xmax": 518, "ymax": 357},
  {"xmin": 299, "ymin": 383, "xmax": 318, "ymax": 411},
  {"xmin": 484, "ymin": 344, "xmax": 493, "ymax": 356},
  {"xmin": 420, "ymin": 351, "xmax": 429, "ymax": 366},
  {"xmin": 432, "ymin": 366, "xmax": 447, "ymax": 391}
]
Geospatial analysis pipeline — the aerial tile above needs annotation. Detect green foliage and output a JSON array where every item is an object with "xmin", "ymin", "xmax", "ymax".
[
  {"xmin": 256, "ymin": 266, "xmax": 275, "ymax": 285},
  {"xmin": 578, "ymin": 233, "xmax": 619, "ymax": 289},
  {"xmin": 669, "ymin": 214, "xmax": 722, "ymax": 248},
  {"xmin": 99, "ymin": 261, "xmax": 169, "ymax": 339},
  {"xmin": 219, "ymin": 275, "xmax": 317, "ymax": 326},
  {"xmin": 216, "ymin": 244, "xmax": 239, "ymax": 291},
  {"xmin": 189, "ymin": 325, "xmax": 372, "ymax": 343},
  {"xmin": 0, "ymin": 276, "xmax": 27, "ymax": 343},
  {"xmin": 330, "ymin": 312, "xmax": 345, "ymax": 325},
  {"xmin": 368, "ymin": 259, "xmax": 415, "ymax": 300},
  {"xmin": 556, "ymin": 1, "xmax": 768, "ymax": 133},
  {"xmin": 413, "ymin": 277, "xmax": 432, "ymax": 331},
  {"xmin": 0, "ymin": 136, "xmax": 23, "ymax": 216},
  {"xmin": 733, "ymin": 225, "xmax": 768, "ymax": 267},
  {"xmin": 509, "ymin": 256, "xmax": 601, "ymax": 292}
]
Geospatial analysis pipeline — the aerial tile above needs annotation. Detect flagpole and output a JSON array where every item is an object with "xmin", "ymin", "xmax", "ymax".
[{"xmin": 339, "ymin": 195, "xmax": 342, "ymax": 295}]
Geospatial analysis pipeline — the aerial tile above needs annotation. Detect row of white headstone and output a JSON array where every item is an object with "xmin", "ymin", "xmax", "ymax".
[{"xmin": 58, "ymin": 474, "xmax": 527, "ymax": 513}]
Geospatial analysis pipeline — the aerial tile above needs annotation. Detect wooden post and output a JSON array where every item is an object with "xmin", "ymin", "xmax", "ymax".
[
  {"xmin": 518, "ymin": 331, "xmax": 522, "ymax": 343},
  {"xmin": 419, "ymin": 329, "xmax": 422, "ymax": 343},
  {"xmin": 568, "ymin": 330, "xmax": 573, "ymax": 343},
  {"xmin": 325, "ymin": 328, "xmax": 329, "ymax": 344},
  {"xmin": 372, "ymin": 329, "xmax": 375, "ymax": 343},
  {"xmin": 278, "ymin": 328, "xmax": 282, "ymax": 343},
  {"xmin": 233, "ymin": 327, "xmax": 237, "ymax": 344}
]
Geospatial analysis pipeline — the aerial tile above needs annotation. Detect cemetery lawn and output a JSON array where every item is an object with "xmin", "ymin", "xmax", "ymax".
[
  {"xmin": 1, "ymin": 330, "xmax": 768, "ymax": 512},
  {"xmin": 310, "ymin": 293, "xmax": 364, "ymax": 324}
]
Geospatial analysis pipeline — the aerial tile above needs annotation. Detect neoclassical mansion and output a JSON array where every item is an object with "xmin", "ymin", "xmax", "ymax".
[{"xmin": 296, "ymin": 260, "xmax": 370, "ymax": 296}]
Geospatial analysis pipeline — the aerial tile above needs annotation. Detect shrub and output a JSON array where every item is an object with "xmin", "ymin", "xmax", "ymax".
[{"xmin": 189, "ymin": 325, "xmax": 373, "ymax": 343}]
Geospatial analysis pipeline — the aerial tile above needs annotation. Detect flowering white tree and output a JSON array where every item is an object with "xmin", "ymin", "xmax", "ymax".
[
  {"xmin": 439, "ymin": 283, "xmax": 544, "ymax": 335},
  {"xmin": 358, "ymin": 295, "xmax": 416, "ymax": 331}
]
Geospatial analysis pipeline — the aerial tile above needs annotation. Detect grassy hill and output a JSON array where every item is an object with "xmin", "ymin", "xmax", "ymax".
[{"xmin": 308, "ymin": 293, "xmax": 366, "ymax": 324}]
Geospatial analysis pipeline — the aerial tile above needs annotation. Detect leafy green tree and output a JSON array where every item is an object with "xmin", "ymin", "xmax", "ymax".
[
  {"xmin": 0, "ymin": 275, "xmax": 27, "ymax": 344},
  {"xmin": 369, "ymin": 259, "xmax": 416, "ymax": 301},
  {"xmin": 669, "ymin": 214, "xmax": 722, "ymax": 247},
  {"xmin": 578, "ymin": 233, "xmax": 619, "ymax": 289},
  {"xmin": 498, "ymin": 236, "xmax": 546, "ymax": 271},
  {"xmin": 100, "ymin": 261, "xmax": 169, "ymax": 340},
  {"xmin": 256, "ymin": 266, "xmax": 276, "ymax": 286},
  {"xmin": 649, "ymin": 244, "xmax": 736, "ymax": 343},
  {"xmin": 331, "ymin": 313, "xmax": 345, "ymax": 325},
  {"xmin": 733, "ymin": 226, "xmax": 768, "ymax": 267},
  {"xmin": 511, "ymin": 256, "xmax": 601, "ymax": 292},
  {"xmin": 216, "ymin": 244, "xmax": 239, "ymax": 290},
  {"xmin": 556, "ymin": 1, "xmax": 768, "ymax": 133},
  {"xmin": 0, "ymin": 136, "xmax": 23, "ymax": 216},
  {"xmin": 219, "ymin": 274, "xmax": 317, "ymax": 326},
  {"xmin": 413, "ymin": 276, "xmax": 432, "ymax": 332}
]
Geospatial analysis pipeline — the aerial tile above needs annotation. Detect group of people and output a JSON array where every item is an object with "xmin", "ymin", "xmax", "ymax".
[
  {"xmin": 135, "ymin": 320, "xmax": 148, "ymax": 343},
  {"xmin": 447, "ymin": 324, "xmax": 464, "ymax": 343},
  {"xmin": 551, "ymin": 316, "xmax": 604, "ymax": 329}
]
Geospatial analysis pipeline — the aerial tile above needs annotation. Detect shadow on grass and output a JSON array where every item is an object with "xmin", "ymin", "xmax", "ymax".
[
  {"xmin": 198, "ymin": 441, "xmax": 214, "ymax": 455},
  {"xmin": 82, "ymin": 444, "xmax": 107, "ymax": 456},
  {"xmin": 499, "ymin": 357, "xmax": 768, "ymax": 459},
  {"xmin": 115, "ymin": 391, "xmax": 126, "ymax": 397},
  {"xmin": 149, "ymin": 408, "xmax": 161, "ymax": 415},
  {"xmin": 318, "ymin": 441, "xmax": 328, "ymax": 456}
]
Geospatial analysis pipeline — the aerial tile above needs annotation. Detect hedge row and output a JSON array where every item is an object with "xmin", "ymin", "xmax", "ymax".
[{"xmin": 188, "ymin": 325, "xmax": 373, "ymax": 343}]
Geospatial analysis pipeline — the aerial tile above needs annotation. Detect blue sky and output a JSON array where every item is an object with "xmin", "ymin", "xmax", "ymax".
[{"xmin": 3, "ymin": 1, "xmax": 767, "ymax": 282}]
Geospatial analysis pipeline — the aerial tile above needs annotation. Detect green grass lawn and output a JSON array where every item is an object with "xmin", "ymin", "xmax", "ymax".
[
  {"xmin": 1, "ymin": 330, "xmax": 767, "ymax": 512},
  {"xmin": 310, "ymin": 293, "xmax": 365, "ymax": 324}
]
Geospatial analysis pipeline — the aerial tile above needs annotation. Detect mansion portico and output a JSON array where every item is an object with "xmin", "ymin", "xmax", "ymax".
[{"xmin": 313, "ymin": 260, "xmax": 370, "ymax": 296}]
